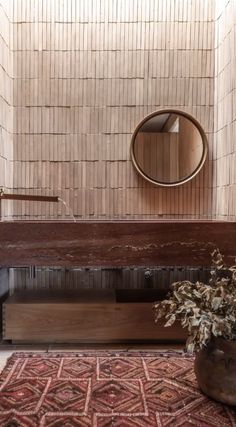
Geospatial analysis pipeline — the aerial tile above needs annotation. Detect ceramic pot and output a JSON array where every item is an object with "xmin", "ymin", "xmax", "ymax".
[{"xmin": 194, "ymin": 337, "xmax": 236, "ymax": 405}]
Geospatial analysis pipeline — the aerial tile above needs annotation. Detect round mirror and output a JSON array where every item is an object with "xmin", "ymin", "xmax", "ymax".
[{"xmin": 130, "ymin": 109, "xmax": 208, "ymax": 187}]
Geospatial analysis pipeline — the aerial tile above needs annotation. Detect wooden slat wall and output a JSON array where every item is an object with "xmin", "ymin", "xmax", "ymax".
[
  {"xmin": 214, "ymin": 0, "xmax": 236, "ymax": 220},
  {"xmin": 0, "ymin": 267, "xmax": 9, "ymax": 298},
  {"xmin": 134, "ymin": 133, "xmax": 180, "ymax": 182},
  {"xmin": 9, "ymin": 0, "xmax": 214, "ymax": 220},
  {"xmin": 0, "ymin": 0, "xmax": 13, "ymax": 218},
  {"xmin": 9, "ymin": 266, "xmax": 211, "ymax": 295}
]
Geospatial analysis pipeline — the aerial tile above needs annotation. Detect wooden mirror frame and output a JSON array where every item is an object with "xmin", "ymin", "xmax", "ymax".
[{"xmin": 130, "ymin": 109, "xmax": 208, "ymax": 187}]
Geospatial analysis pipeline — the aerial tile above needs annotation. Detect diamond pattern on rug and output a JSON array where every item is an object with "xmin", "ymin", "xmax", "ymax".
[
  {"xmin": 18, "ymin": 358, "xmax": 61, "ymax": 379},
  {"xmin": 41, "ymin": 379, "xmax": 90, "ymax": 413},
  {"xmin": 99, "ymin": 357, "xmax": 146, "ymax": 379},
  {"xmin": 96, "ymin": 414, "xmax": 157, "ymax": 427},
  {"xmin": 90, "ymin": 379, "xmax": 147, "ymax": 415},
  {"xmin": 144, "ymin": 378, "xmax": 201, "ymax": 413},
  {"xmin": 0, "ymin": 413, "xmax": 39, "ymax": 427},
  {"xmin": 177, "ymin": 365, "xmax": 199, "ymax": 389},
  {"xmin": 155, "ymin": 398, "xmax": 234, "ymax": 427},
  {"xmin": 0, "ymin": 351, "xmax": 235, "ymax": 427},
  {"xmin": 0, "ymin": 378, "xmax": 48, "ymax": 412},
  {"xmin": 41, "ymin": 414, "xmax": 92, "ymax": 426},
  {"xmin": 143, "ymin": 356, "xmax": 192, "ymax": 381},
  {"xmin": 59, "ymin": 357, "xmax": 96, "ymax": 379},
  {"xmin": 188, "ymin": 400, "xmax": 236, "ymax": 427}
]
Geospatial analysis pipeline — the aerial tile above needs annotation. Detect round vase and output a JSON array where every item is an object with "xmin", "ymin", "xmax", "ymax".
[{"xmin": 194, "ymin": 337, "xmax": 236, "ymax": 406}]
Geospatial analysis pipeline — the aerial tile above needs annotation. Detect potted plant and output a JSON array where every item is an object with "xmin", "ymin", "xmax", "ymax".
[{"xmin": 153, "ymin": 249, "xmax": 236, "ymax": 405}]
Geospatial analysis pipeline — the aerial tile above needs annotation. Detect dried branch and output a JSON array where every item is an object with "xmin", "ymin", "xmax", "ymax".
[{"xmin": 153, "ymin": 250, "xmax": 236, "ymax": 352}]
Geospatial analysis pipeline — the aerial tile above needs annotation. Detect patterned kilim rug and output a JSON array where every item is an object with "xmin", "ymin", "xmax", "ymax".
[{"xmin": 0, "ymin": 351, "xmax": 235, "ymax": 426}]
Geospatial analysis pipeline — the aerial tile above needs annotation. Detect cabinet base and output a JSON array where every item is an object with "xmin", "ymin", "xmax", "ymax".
[{"xmin": 3, "ymin": 289, "xmax": 186, "ymax": 343}]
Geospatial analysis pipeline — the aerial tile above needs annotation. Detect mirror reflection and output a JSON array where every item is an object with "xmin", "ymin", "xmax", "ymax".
[{"xmin": 132, "ymin": 111, "xmax": 207, "ymax": 186}]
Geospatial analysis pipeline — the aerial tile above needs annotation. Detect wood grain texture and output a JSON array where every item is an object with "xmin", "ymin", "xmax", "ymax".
[
  {"xmin": 213, "ymin": 0, "xmax": 236, "ymax": 221},
  {"xmin": 0, "ymin": 221, "xmax": 235, "ymax": 267},
  {"xmin": 6, "ymin": 0, "xmax": 214, "ymax": 221},
  {"xmin": 0, "ymin": 0, "xmax": 234, "ymax": 223},
  {"xmin": 0, "ymin": 268, "xmax": 9, "ymax": 298},
  {"xmin": 0, "ymin": 1, "xmax": 13, "ymax": 219},
  {"xmin": 3, "ymin": 289, "xmax": 186, "ymax": 342},
  {"xmin": 8, "ymin": 265, "xmax": 211, "ymax": 295},
  {"xmin": 0, "ymin": 193, "xmax": 59, "ymax": 202}
]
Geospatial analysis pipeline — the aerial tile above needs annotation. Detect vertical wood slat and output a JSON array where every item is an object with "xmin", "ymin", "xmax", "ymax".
[
  {"xmin": 9, "ymin": 0, "xmax": 214, "ymax": 221},
  {"xmin": 1, "ymin": 2, "xmax": 234, "ymax": 222},
  {"xmin": 0, "ymin": 1, "xmax": 13, "ymax": 219},
  {"xmin": 9, "ymin": 266, "xmax": 211, "ymax": 295},
  {"xmin": 214, "ymin": 0, "xmax": 236, "ymax": 221}
]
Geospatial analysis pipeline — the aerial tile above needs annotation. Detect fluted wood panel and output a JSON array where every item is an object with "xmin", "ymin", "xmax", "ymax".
[
  {"xmin": 10, "ymin": 0, "xmax": 214, "ymax": 220},
  {"xmin": 134, "ymin": 133, "xmax": 180, "ymax": 182},
  {"xmin": 9, "ymin": 266, "xmax": 211, "ymax": 295},
  {"xmin": 0, "ymin": 1, "xmax": 13, "ymax": 218},
  {"xmin": 214, "ymin": 0, "xmax": 236, "ymax": 220}
]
